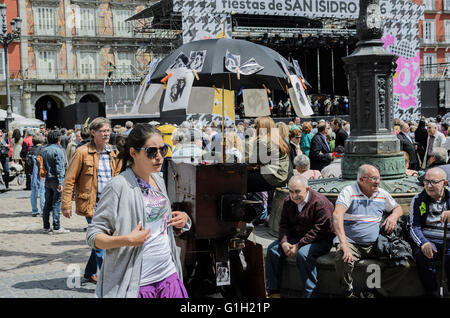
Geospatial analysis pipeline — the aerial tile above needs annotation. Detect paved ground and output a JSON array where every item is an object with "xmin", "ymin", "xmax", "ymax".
[
  {"xmin": 0, "ymin": 181, "xmax": 96, "ymax": 298},
  {"xmin": 0, "ymin": 179, "xmax": 275, "ymax": 298}
]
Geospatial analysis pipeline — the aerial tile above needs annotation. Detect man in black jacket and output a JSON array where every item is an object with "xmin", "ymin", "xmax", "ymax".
[
  {"xmin": 331, "ymin": 118, "xmax": 348, "ymax": 148},
  {"xmin": 398, "ymin": 122, "xmax": 419, "ymax": 170},
  {"xmin": 309, "ymin": 122, "xmax": 333, "ymax": 171}
]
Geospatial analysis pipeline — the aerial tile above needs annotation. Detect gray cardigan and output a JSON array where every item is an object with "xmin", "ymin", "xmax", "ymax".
[{"xmin": 86, "ymin": 168, "xmax": 191, "ymax": 298}]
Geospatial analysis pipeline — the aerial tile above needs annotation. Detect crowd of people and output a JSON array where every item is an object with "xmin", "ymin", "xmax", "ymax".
[{"xmin": 0, "ymin": 113, "xmax": 449, "ymax": 299}]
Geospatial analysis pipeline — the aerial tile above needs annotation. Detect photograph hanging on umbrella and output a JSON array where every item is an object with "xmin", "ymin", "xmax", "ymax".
[{"xmin": 130, "ymin": 38, "xmax": 313, "ymax": 122}]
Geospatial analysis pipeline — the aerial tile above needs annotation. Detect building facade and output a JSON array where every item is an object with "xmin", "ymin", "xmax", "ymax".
[
  {"xmin": 420, "ymin": 0, "xmax": 450, "ymax": 115},
  {"xmin": 0, "ymin": 0, "xmax": 22, "ymax": 120},
  {"xmin": 7, "ymin": 0, "xmax": 159, "ymax": 127}
]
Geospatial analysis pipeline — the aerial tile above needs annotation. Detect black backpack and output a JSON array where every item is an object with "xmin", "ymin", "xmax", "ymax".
[{"xmin": 0, "ymin": 144, "xmax": 8, "ymax": 158}]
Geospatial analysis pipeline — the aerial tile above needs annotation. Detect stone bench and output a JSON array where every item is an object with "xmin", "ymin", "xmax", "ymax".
[
  {"xmin": 280, "ymin": 247, "xmax": 426, "ymax": 297},
  {"xmin": 266, "ymin": 188, "xmax": 432, "ymax": 297}
]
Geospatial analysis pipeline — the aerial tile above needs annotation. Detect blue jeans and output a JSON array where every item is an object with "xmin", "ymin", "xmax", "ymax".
[
  {"xmin": 413, "ymin": 238, "xmax": 450, "ymax": 295},
  {"xmin": 31, "ymin": 179, "xmax": 45, "ymax": 215},
  {"xmin": 42, "ymin": 178, "xmax": 61, "ymax": 230},
  {"xmin": 85, "ymin": 216, "xmax": 105, "ymax": 277},
  {"xmin": 265, "ymin": 238, "xmax": 332, "ymax": 298}
]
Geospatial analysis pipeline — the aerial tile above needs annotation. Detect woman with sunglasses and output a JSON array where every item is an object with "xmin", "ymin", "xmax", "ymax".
[{"xmin": 87, "ymin": 123, "xmax": 191, "ymax": 298}]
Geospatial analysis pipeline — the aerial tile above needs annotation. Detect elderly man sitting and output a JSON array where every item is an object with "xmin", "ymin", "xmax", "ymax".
[
  {"xmin": 410, "ymin": 167, "xmax": 450, "ymax": 297},
  {"xmin": 333, "ymin": 164, "xmax": 406, "ymax": 298},
  {"xmin": 293, "ymin": 154, "xmax": 322, "ymax": 180},
  {"xmin": 265, "ymin": 175, "xmax": 335, "ymax": 298}
]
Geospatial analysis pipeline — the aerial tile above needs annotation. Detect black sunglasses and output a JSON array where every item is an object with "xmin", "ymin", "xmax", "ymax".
[{"xmin": 139, "ymin": 145, "xmax": 169, "ymax": 158}]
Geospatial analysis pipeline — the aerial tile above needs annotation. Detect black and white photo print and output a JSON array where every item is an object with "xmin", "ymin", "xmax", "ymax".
[
  {"xmin": 188, "ymin": 50, "xmax": 207, "ymax": 72},
  {"xmin": 242, "ymin": 89, "xmax": 271, "ymax": 117},
  {"xmin": 239, "ymin": 57, "xmax": 264, "ymax": 75},
  {"xmin": 225, "ymin": 50, "xmax": 241, "ymax": 73},
  {"xmin": 216, "ymin": 261, "xmax": 231, "ymax": 286},
  {"xmin": 162, "ymin": 67, "xmax": 194, "ymax": 112},
  {"xmin": 167, "ymin": 52, "xmax": 190, "ymax": 72},
  {"xmin": 289, "ymin": 75, "xmax": 313, "ymax": 116}
]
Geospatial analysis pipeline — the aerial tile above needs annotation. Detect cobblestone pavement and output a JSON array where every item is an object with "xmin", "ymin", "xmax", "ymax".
[
  {"xmin": 0, "ymin": 181, "xmax": 274, "ymax": 299},
  {"xmin": 0, "ymin": 182, "xmax": 96, "ymax": 298}
]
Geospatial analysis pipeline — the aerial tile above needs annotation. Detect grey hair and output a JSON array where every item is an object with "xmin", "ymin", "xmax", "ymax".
[
  {"xmin": 288, "ymin": 175, "xmax": 309, "ymax": 189},
  {"xmin": 357, "ymin": 164, "xmax": 379, "ymax": 180},
  {"xmin": 293, "ymin": 154, "xmax": 310, "ymax": 170},
  {"xmin": 180, "ymin": 121, "xmax": 192, "ymax": 129},
  {"xmin": 357, "ymin": 165, "xmax": 369, "ymax": 180},
  {"xmin": 89, "ymin": 117, "xmax": 111, "ymax": 134},
  {"xmin": 431, "ymin": 147, "xmax": 448, "ymax": 164},
  {"xmin": 179, "ymin": 128, "xmax": 202, "ymax": 143},
  {"xmin": 428, "ymin": 122, "xmax": 437, "ymax": 129},
  {"xmin": 125, "ymin": 121, "xmax": 133, "ymax": 129},
  {"xmin": 172, "ymin": 129, "xmax": 186, "ymax": 144}
]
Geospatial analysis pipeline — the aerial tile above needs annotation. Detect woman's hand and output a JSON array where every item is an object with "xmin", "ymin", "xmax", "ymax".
[
  {"xmin": 168, "ymin": 211, "xmax": 188, "ymax": 229},
  {"xmin": 126, "ymin": 222, "xmax": 151, "ymax": 246}
]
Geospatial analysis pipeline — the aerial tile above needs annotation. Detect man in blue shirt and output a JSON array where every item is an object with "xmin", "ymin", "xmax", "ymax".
[{"xmin": 42, "ymin": 130, "xmax": 69, "ymax": 234}]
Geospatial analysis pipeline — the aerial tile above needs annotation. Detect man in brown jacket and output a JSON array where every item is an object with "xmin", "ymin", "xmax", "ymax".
[
  {"xmin": 61, "ymin": 117, "xmax": 122, "ymax": 284},
  {"xmin": 265, "ymin": 175, "xmax": 335, "ymax": 298}
]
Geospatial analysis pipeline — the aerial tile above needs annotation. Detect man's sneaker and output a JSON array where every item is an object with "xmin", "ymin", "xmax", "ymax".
[
  {"xmin": 344, "ymin": 289, "xmax": 358, "ymax": 298},
  {"xmin": 53, "ymin": 227, "xmax": 70, "ymax": 234},
  {"xmin": 43, "ymin": 228, "xmax": 52, "ymax": 234},
  {"xmin": 360, "ymin": 289, "xmax": 377, "ymax": 298},
  {"xmin": 32, "ymin": 213, "xmax": 38, "ymax": 217}
]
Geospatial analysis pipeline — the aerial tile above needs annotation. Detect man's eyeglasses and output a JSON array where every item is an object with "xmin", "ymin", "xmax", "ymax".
[
  {"xmin": 362, "ymin": 176, "xmax": 381, "ymax": 182},
  {"xmin": 423, "ymin": 179, "xmax": 445, "ymax": 186},
  {"xmin": 139, "ymin": 145, "xmax": 169, "ymax": 159}
]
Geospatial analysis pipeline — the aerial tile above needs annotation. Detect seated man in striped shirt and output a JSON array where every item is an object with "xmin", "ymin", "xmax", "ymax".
[
  {"xmin": 333, "ymin": 164, "xmax": 404, "ymax": 298},
  {"xmin": 410, "ymin": 167, "xmax": 450, "ymax": 297}
]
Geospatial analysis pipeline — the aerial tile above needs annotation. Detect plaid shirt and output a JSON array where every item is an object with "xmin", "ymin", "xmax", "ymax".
[{"xmin": 97, "ymin": 145, "xmax": 112, "ymax": 200}]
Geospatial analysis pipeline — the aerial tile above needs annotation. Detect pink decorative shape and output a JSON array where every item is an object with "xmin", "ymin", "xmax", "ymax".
[
  {"xmin": 382, "ymin": 34, "xmax": 395, "ymax": 48},
  {"xmin": 393, "ymin": 53, "xmax": 420, "ymax": 109}
]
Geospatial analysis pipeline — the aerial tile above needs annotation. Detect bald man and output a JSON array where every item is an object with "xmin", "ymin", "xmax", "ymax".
[
  {"xmin": 410, "ymin": 167, "xmax": 450, "ymax": 297},
  {"xmin": 333, "ymin": 164, "xmax": 404, "ymax": 298},
  {"xmin": 265, "ymin": 176, "xmax": 335, "ymax": 298}
]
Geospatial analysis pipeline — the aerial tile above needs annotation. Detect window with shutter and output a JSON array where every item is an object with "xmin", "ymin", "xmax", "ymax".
[
  {"xmin": 37, "ymin": 51, "xmax": 57, "ymax": 79},
  {"xmin": 79, "ymin": 8, "xmax": 96, "ymax": 36},
  {"xmin": 79, "ymin": 52, "xmax": 97, "ymax": 79},
  {"xmin": 113, "ymin": 9, "xmax": 133, "ymax": 37},
  {"xmin": 424, "ymin": 53, "xmax": 437, "ymax": 77},
  {"xmin": 116, "ymin": 52, "xmax": 134, "ymax": 77},
  {"xmin": 34, "ymin": 7, "xmax": 56, "ymax": 36},
  {"xmin": 423, "ymin": 20, "xmax": 436, "ymax": 44}
]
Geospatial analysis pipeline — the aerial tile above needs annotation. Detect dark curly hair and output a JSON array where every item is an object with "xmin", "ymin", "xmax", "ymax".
[{"xmin": 118, "ymin": 123, "xmax": 162, "ymax": 172}]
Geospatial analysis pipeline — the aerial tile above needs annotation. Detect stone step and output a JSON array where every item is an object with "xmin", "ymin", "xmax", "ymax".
[{"xmin": 280, "ymin": 248, "xmax": 426, "ymax": 297}]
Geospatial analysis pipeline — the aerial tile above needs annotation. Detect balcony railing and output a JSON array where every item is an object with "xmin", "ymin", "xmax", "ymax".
[
  {"xmin": 421, "ymin": 62, "xmax": 450, "ymax": 79},
  {"xmin": 421, "ymin": 35, "xmax": 450, "ymax": 45},
  {"xmin": 26, "ymin": 64, "xmax": 147, "ymax": 80}
]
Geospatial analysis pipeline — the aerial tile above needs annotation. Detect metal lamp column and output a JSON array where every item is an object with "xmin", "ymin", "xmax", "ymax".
[{"xmin": 0, "ymin": 3, "xmax": 22, "ymax": 132}]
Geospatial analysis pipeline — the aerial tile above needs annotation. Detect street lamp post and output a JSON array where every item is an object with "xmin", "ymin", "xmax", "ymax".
[{"xmin": 0, "ymin": 4, "xmax": 21, "ymax": 132}]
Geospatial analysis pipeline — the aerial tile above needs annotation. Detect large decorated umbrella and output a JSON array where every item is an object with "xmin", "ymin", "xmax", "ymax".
[
  {"xmin": 132, "ymin": 38, "xmax": 312, "ymax": 125},
  {"xmin": 150, "ymin": 38, "xmax": 295, "ymax": 91}
]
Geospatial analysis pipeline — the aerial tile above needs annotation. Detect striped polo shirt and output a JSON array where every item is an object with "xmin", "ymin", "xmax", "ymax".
[{"xmin": 336, "ymin": 183, "xmax": 398, "ymax": 245}]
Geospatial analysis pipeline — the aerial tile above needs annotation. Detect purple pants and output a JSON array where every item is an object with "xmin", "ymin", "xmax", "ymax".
[{"xmin": 138, "ymin": 272, "xmax": 188, "ymax": 298}]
